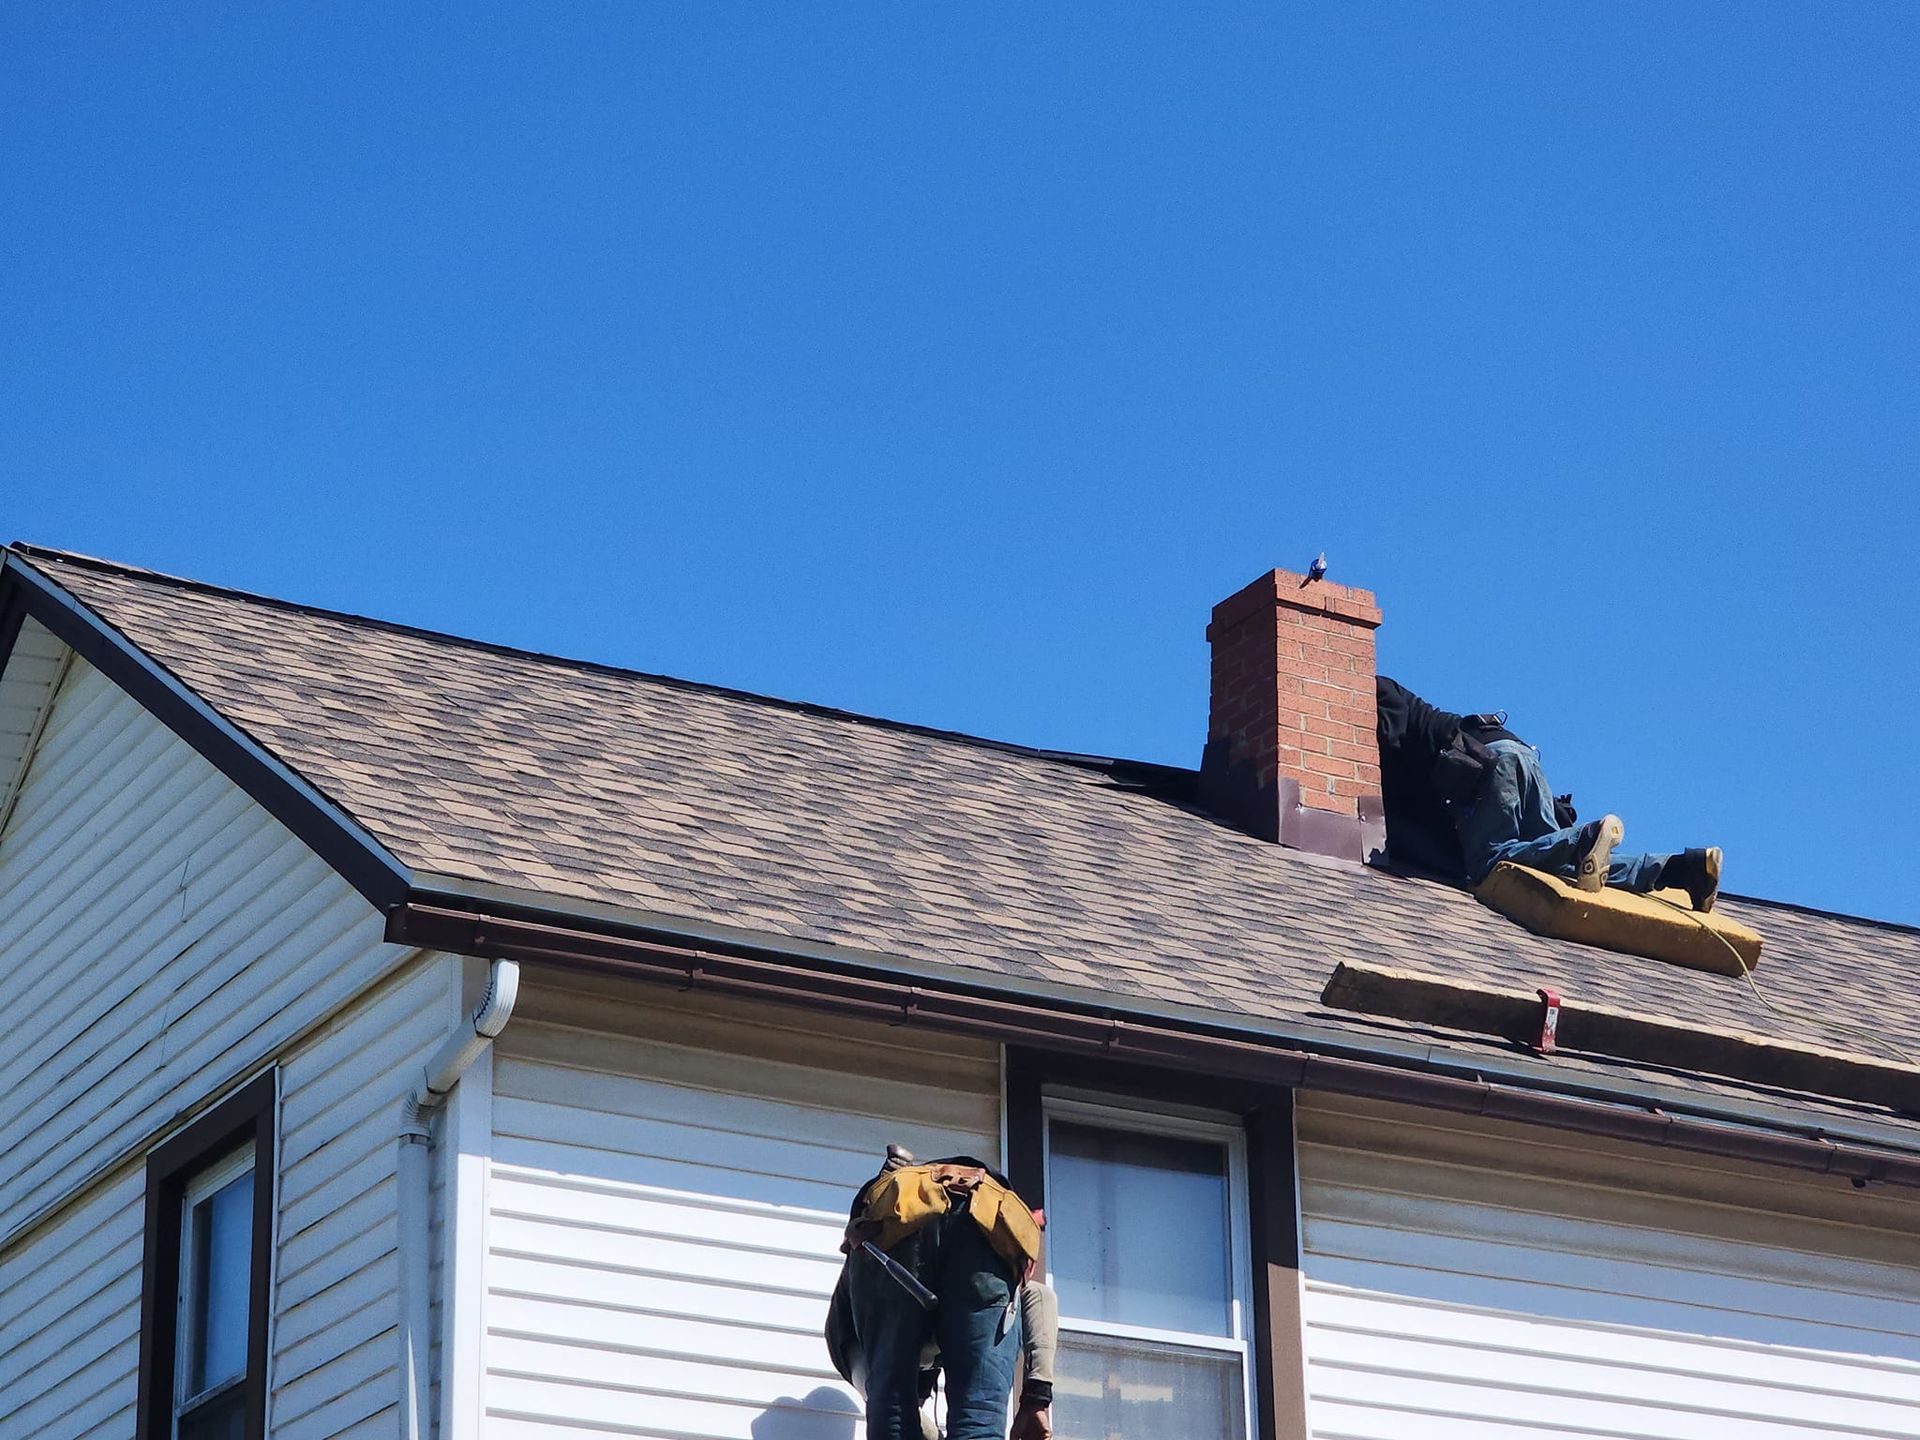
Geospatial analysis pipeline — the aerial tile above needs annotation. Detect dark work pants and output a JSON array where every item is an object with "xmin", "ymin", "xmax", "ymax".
[
  {"xmin": 1458, "ymin": 739, "xmax": 1671, "ymax": 889},
  {"xmin": 847, "ymin": 1211, "xmax": 1022, "ymax": 1440}
]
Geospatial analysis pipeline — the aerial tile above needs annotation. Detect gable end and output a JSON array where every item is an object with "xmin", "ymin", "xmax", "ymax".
[{"xmin": 0, "ymin": 551, "xmax": 410, "ymax": 911}]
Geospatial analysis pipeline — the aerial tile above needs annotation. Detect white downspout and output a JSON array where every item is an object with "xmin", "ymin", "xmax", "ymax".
[{"xmin": 398, "ymin": 958, "xmax": 520, "ymax": 1440}]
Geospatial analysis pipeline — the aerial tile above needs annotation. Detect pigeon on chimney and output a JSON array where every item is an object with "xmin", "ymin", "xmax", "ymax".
[{"xmin": 1302, "ymin": 552, "xmax": 1328, "ymax": 586}]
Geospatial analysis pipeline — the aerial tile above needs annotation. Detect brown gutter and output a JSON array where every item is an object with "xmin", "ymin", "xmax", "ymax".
[
  {"xmin": 386, "ymin": 899, "xmax": 1920, "ymax": 1193},
  {"xmin": 1323, "ymin": 960, "xmax": 1920, "ymax": 1115}
]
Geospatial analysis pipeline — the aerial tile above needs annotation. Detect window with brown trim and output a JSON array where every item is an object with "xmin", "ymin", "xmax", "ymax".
[
  {"xmin": 136, "ymin": 1069, "xmax": 276, "ymax": 1440},
  {"xmin": 1045, "ymin": 1095, "xmax": 1257, "ymax": 1438},
  {"xmin": 1006, "ymin": 1049, "xmax": 1308, "ymax": 1440}
]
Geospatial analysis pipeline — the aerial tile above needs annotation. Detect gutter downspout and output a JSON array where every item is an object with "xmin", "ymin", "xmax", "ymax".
[{"xmin": 398, "ymin": 959, "xmax": 520, "ymax": 1440}]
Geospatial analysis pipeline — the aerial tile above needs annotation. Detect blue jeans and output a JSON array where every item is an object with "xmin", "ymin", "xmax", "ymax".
[
  {"xmin": 1458, "ymin": 740, "xmax": 1670, "ymax": 890},
  {"xmin": 847, "ymin": 1211, "xmax": 1021, "ymax": 1440}
]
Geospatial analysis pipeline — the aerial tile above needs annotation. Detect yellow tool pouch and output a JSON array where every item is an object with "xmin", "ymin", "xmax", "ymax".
[
  {"xmin": 848, "ymin": 1162, "xmax": 1045, "ymax": 1279},
  {"xmin": 961, "ymin": 1174, "xmax": 1044, "ymax": 1278},
  {"xmin": 853, "ymin": 1164, "xmax": 958, "ymax": 1253}
]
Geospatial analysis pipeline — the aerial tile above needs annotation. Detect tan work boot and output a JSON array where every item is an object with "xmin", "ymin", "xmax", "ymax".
[{"xmin": 1573, "ymin": 815, "xmax": 1623, "ymax": 892}]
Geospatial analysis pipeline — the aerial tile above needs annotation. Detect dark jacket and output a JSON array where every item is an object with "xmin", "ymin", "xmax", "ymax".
[
  {"xmin": 1376, "ymin": 676, "xmax": 1466, "ymax": 877},
  {"xmin": 1375, "ymin": 677, "xmax": 1573, "ymax": 880},
  {"xmin": 1375, "ymin": 676, "xmax": 1527, "ymax": 879}
]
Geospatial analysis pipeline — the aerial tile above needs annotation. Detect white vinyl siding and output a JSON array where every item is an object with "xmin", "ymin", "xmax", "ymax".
[
  {"xmin": 1298, "ymin": 1094, "xmax": 1920, "ymax": 1440},
  {"xmin": 0, "ymin": 1169, "xmax": 143, "ymax": 1440},
  {"xmin": 272, "ymin": 953, "xmax": 464, "ymax": 1440},
  {"xmin": 0, "ymin": 657, "xmax": 404, "ymax": 1243},
  {"xmin": 0, "ymin": 651, "xmax": 431, "ymax": 1440},
  {"xmin": 481, "ymin": 978, "xmax": 1001, "ymax": 1439}
]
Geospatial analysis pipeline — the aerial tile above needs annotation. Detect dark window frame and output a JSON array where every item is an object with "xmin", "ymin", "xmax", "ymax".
[
  {"xmin": 1006, "ymin": 1048, "xmax": 1308, "ymax": 1440},
  {"xmin": 136, "ymin": 1068, "xmax": 277, "ymax": 1440}
]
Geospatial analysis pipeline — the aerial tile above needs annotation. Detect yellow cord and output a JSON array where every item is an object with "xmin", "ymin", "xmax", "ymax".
[{"xmin": 1649, "ymin": 893, "xmax": 1913, "ymax": 1066}]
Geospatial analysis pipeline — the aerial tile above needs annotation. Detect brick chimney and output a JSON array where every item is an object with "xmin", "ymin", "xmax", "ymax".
[{"xmin": 1198, "ymin": 568, "xmax": 1386, "ymax": 861}]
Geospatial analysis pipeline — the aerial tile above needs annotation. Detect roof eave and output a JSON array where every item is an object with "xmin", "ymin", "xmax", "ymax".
[{"xmin": 393, "ymin": 872, "xmax": 1920, "ymax": 1185}]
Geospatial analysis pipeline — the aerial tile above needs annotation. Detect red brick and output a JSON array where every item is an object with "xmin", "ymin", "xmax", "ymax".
[
  {"xmin": 1301, "ymin": 714, "xmax": 1363, "ymax": 744},
  {"xmin": 1300, "ymin": 678, "xmax": 1356, "ymax": 708},
  {"xmin": 1297, "ymin": 786, "xmax": 1349, "ymax": 812},
  {"xmin": 1328, "ymin": 736, "xmax": 1379, "ymax": 766},
  {"xmin": 1206, "ymin": 565, "xmax": 1385, "ymax": 825},
  {"xmin": 1300, "ymin": 751, "xmax": 1358, "ymax": 780}
]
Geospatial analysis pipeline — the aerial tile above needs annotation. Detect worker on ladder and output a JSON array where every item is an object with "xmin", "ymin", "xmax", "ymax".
[{"xmin": 826, "ymin": 1145, "xmax": 1057, "ymax": 1440}]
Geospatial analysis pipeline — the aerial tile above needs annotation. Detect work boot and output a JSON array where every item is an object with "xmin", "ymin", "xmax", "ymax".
[
  {"xmin": 1663, "ymin": 847, "xmax": 1723, "ymax": 913},
  {"xmin": 1573, "ymin": 815, "xmax": 1623, "ymax": 892}
]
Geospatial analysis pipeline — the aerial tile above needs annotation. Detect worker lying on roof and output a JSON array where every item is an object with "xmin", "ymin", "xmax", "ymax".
[
  {"xmin": 826, "ymin": 1145, "xmax": 1056, "ymax": 1440},
  {"xmin": 1376, "ymin": 676, "xmax": 1723, "ymax": 911}
]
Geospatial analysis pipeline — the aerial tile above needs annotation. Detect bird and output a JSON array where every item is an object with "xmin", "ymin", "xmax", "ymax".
[{"xmin": 1301, "ymin": 551, "xmax": 1328, "ymax": 586}]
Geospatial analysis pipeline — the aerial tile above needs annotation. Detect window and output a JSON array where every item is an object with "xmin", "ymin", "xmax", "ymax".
[
  {"xmin": 1043, "ymin": 1098, "xmax": 1255, "ymax": 1440},
  {"xmin": 137, "ymin": 1071, "xmax": 275, "ymax": 1440},
  {"xmin": 174, "ymin": 1148, "xmax": 256, "ymax": 1439}
]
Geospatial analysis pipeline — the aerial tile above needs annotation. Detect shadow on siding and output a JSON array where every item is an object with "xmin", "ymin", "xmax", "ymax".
[{"xmin": 752, "ymin": 1387, "xmax": 858, "ymax": 1440}]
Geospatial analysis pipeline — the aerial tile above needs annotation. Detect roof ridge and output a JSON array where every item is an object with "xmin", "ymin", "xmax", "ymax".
[{"xmin": 8, "ymin": 542, "xmax": 1197, "ymax": 791}]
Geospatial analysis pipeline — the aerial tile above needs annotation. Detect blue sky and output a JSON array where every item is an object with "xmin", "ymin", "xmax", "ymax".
[{"xmin": 4, "ymin": 6, "xmax": 1916, "ymax": 924}]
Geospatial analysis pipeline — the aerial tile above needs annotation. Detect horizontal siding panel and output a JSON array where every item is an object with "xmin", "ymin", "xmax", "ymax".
[
  {"xmin": 0, "ymin": 1176, "xmax": 141, "ymax": 1316},
  {"xmin": 4, "ymin": 879, "xmax": 380, "ymax": 1222},
  {"xmin": 281, "ymin": 1134, "xmax": 399, "ymax": 1249},
  {"xmin": 276, "ymin": 1291, "xmax": 396, "ymax": 1399},
  {"xmin": 1306, "ymin": 1320, "xmax": 1920, "ymax": 1436},
  {"xmin": 0, "ymin": 1329, "xmax": 139, "ymax": 1440},
  {"xmin": 490, "ymin": 1209, "xmax": 842, "ymax": 1298},
  {"xmin": 276, "ymin": 1375, "xmax": 399, "ymax": 1440},
  {"xmin": 0, "ymin": 659, "xmax": 408, "ymax": 1241},
  {"xmin": 492, "ymin": 1292, "xmax": 833, "ymax": 1374},
  {"xmin": 490, "ymin": 1372, "xmax": 857, "ymax": 1440},
  {"xmin": 492, "ymin": 1332, "xmax": 843, "ymax": 1406},
  {"xmin": 271, "ymin": 957, "xmax": 461, "ymax": 1438},
  {"xmin": 1304, "ymin": 1362, "xmax": 1914, "ymax": 1440},
  {"xmin": 497, "ymin": 1041, "xmax": 995, "ymax": 1160},
  {"xmin": 492, "ymin": 1134, "xmax": 854, "ymax": 1218},
  {"xmin": 493, "ymin": 1090, "xmax": 962, "ymax": 1200},
  {"xmin": 1299, "ymin": 1096, "xmax": 1920, "ymax": 1440},
  {"xmin": 1298, "ymin": 1094, "xmax": 1920, "ymax": 1248},
  {"xmin": 1302, "ymin": 1218, "xmax": 1920, "ymax": 1341},
  {"xmin": 273, "ymin": 1330, "xmax": 394, "ymax": 1430},
  {"xmin": 511, "ymin": 977, "xmax": 995, "ymax": 1088},
  {"xmin": 486, "ymin": 982, "xmax": 998, "ymax": 1438},
  {"xmin": 489, "ymin": 1252, "xmax": 827, "ymax": 1334},
  {"xmin": 275, "ymin": 1256, "xmax": 399, "ymax": 1356},
  {"xmin": 491, "ymin": 1167, "xmax": 844, "ymax": 1258},
  {"xmin": 0, "ymin": 1265, "xmax": 140, "ymax": 1399},
  {"xmin": 1305, "ymin": 1287, "xmax": 1920, "ymax": 1401},
  {"xmin": 0, "ymin": 1171, "xmax": 142, "ymax": 1440},
  {"xmin": 501, "ymin": 1015, "xmax": 997, "ymax": 1139},
  {"xmin": 1303, "ymin": 1140, "xmax": 1920, "ymax": 1274},
  {"xmin": 279, "ymin": 1180, "xmax": 400, "ymax": 1297}
]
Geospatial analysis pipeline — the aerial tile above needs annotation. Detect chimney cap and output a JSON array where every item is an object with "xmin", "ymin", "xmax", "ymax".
[{"xmin": 1207, "ymin": 568, "xmax": 1382, "ymax": 638}]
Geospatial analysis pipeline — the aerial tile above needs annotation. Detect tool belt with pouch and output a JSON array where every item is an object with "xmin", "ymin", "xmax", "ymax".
[{"xmin": 842, "ymin": 1157, "xmax": 1045, "ymax": 1284}]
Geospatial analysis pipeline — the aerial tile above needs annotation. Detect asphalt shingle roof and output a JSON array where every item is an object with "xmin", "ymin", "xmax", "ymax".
[{"xmin": 17, "ymin": 547, "xmax": 1920, "ymax": 1127}]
